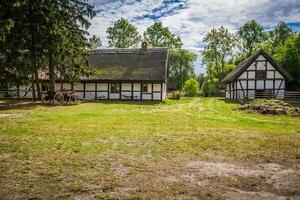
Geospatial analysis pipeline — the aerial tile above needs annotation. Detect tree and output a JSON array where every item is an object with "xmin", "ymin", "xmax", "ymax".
[
  {"xmin": 106, "ymin": 18, "xmax": 141, "ymax": 48},
  {"xmin": 1, "ymin": 0, "xmax": 96, "ymax": 98},
  {"xmin": 237, "ymin": 20, "xmax": 265, "ymax": 57},
  {"xmin": 169, "ymin": 49, "xmax": 197, "ymax": 90},
  {"xmin": 88, "ymin": 35, "xmax": 102, "ymax": 50},
  {"xmin": 202, "ymin": 26, "xmax": 236, "ymax": 80},
  {"xmin": 258, "ymin": 21, "xmax": 295, "ymax": 55},
  {"xmin": 182, "ymin": 78, "xmax": 199, "ymax": 97},
  {"xmin": 273, "ymin": 34, "xmax": 300, "ymax": 90},
  {"xmin": 270, "ymin": 22, "xmax": 295, "ymax": 48},
  {"xmin": 143, "ymin": 22, "xmax": 182, "ymax": 49}
]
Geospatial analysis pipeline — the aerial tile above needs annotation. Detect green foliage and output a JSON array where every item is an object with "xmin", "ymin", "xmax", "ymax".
[
  {"xmin": 88, "ymin": 35, "xmax": 102, "ymax": 50},
  {"xmin": 143, "ymin": 22, "xmax": 182, "ymax": 49},
  {"xmin": 202, "ymin": 26, "xmax": 236, "ymax": 80},
  {"xmin": 201, "ymin": 77, "xmax": 219, "ymax": 95},
  {"xmin": 106, "ymin": 18, "xmax": 141, "ymax": 48},
  {"xmin": 182, "ymin": 78, "xmax": 199, "ymax": 97},
  {"xmin": 273, "ymin": 34, "xmax": 300, "ymax": 90},
  {"xmin": 1, "ymin": 0, "xmax": 96, "ymax": 94},
  {"xmin": 237, "ymin": 20, "xmax": 265, "ymax": 57},
  {"xmin": 169, "ymin": 49, "xmax": 197, "ymax": 90}
]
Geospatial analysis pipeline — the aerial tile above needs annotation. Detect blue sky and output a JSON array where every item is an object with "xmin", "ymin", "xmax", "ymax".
[{"xmin": 88, "ymin": 0, "xmax": 300, "ymax": 74}]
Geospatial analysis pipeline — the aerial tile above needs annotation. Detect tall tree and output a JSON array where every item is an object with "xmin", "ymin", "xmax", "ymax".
[
  {"xmin": 202, "ymin": 26, "xmax": 236, "ymax": 80},
  {"xmin": 44, "ymin": 0, "xmax": 95, "ymax": 90},
  {"xmin": 88, "ymin": 35, "xmax": 102, "ymax": 50},
  {"xmin": 1, "ymin": 0, "xmax": 96, "ymax": 97},
  {"xmin": 270, "ymin": 22, "xmax": 295, "ymax": 47},
  {"xmin": 106, "ymin": 18, "xmax": 141, "ymax": 48},
  {"xmin": 238, "ymin": 20, "xmax": 265, "ymax": 57},
  {"xmin": 169, "ymin": 49, "xmax": 197, "ymax": 89},
  {"xmin": 143, "ymin": 22, "xmax": 182, "ymax": 49},
  {"xmin": 273, "ymin": 34, "xmax": 300, "ymax": 90}
]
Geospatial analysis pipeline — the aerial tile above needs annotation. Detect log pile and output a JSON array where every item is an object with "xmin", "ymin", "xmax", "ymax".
[{"xmin": 239, "ymin": 99, "xmax": 300, "ymax": 115}]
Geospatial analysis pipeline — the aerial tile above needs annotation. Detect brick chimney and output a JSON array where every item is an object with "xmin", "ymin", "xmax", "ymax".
[{"xmin": 141, "ymin": 41, "xmax": 148, "ymax": 51}]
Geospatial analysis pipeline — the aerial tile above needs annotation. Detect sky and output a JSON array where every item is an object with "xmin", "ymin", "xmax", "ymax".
[{"xmin": 87, "ymin": 0, "xmax": 300, "ymax": 74}]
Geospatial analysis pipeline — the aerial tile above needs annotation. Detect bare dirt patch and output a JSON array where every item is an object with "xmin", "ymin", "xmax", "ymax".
[
  {"xmin": 179, "ymin": 160, "xmax": 300, "ymax": 200},
  {"xmin": 0, "ymin": 113, "xmax": 22, "ymax": 118}
]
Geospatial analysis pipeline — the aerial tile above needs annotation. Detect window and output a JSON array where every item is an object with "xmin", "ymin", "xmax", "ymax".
[
  {"xmin": 255, "ymin": 70, "xmax": 267, "ymax": 79},
  {"xmin": 142, "ymin": 83, "xmax": 148, "ymax": 93},
  {"xmin": 110, "ymin": 83, "xmax": 120, "ymax": 93}
]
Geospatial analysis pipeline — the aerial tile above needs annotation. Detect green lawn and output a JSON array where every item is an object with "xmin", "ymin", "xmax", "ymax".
[{"xmin": 0, "ymin": 98, "xmax": 299, "ymax": 199}]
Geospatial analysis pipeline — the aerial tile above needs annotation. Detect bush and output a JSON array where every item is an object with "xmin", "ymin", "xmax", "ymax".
[
  {"xmin": 201, "ymin": 77, "xmax": 219, "ymax": 96},
  {"xmin": 182, "ymin": 78, "xmax": 199, "ymax": 97}
]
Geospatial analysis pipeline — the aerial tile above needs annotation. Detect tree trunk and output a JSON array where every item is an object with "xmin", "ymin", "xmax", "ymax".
[
  {"xmin": 48, "ymin": 51, "xmax": 56, "ymax": 91},
  {"xmin": 34, "ymin": 67, "xmax": 41, "ymax": 99},
  {"xmin": 31, "ymin": 74, "xmax": 36, "ymax": 100}
]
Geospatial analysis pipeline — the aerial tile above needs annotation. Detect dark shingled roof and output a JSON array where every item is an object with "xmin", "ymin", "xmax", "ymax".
[
  {"xmin": 221, "ymin": 50, "xmax": 293, "ymax": 84},
  {"xmin": 86, "ymin": 48, "xmax": 169, "ymax": 82}
]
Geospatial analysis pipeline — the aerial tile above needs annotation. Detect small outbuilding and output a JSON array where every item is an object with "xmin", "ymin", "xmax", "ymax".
[{"xmin": 221, "ymin": 50, "xmax": 293, "ymax": 100}]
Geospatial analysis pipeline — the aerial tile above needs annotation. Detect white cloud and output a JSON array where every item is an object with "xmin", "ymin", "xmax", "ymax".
[{"xmin": 87, "ymin": 0, "xmax": 300, "ymax": 74}]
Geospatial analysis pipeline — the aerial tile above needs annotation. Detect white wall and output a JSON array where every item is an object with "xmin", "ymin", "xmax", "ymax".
[{"xmin": 227, "ymin": 53, "xmax": 287, "ymax": 100}]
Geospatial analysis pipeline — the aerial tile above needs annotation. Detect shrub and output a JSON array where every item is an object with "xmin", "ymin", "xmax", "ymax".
[
  {"xmin": 182, "ymin": 78, "xmax": 199, "ymax": 97},
  {"xmin": 201, "ymin": 77, "xmax": 219, "ymax": 96}
]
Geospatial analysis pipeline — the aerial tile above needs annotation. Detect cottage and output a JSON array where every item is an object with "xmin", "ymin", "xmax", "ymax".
[
  {"xmin": 17, "ymin": 43, "xmax": 169, "ymax": 101},
  {"xmin": 221, "ymin": 50, "xmax": 293, "ymax": 100}
]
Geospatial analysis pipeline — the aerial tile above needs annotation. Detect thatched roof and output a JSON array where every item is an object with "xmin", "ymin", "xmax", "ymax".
[
  {"xmin": 86, "ymin": 48, "xmax": 169, "ymax": 82},
  {"xmin": 221, "ymin": 50, "xmax": 293, "ymax": 84}
]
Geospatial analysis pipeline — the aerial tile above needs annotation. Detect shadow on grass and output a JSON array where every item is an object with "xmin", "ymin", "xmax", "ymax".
[
  {"xmin": 0, "ymin": 98, "xmax": 162, "ymax": 111},
  {"xmin": 82, "ymin": 99, "xmax": 162, "ymax": 106}
]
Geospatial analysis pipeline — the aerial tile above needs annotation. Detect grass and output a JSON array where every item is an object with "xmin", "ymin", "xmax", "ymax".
[{"xmin": 0, "ymin": 97, "xmax": 299, "ymax": 199}]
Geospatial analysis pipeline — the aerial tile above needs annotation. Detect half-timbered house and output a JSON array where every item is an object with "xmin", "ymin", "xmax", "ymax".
[
  {"xmin": 15, "ymin": 43, "xmax": 169, "ymax": 101},
  {"xmin": 221, "ymin": 50, "xmax": 293, "ymax": 100}
]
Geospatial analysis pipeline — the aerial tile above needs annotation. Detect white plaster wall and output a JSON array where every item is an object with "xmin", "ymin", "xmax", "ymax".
[
  {"xmin": 142, "ymin": 94, "xmax": 151, "ymax": 100},
  {"xmin": 147, "ymin": 83, "xmax": 152, "ymax": 93},
  {"xmin": 109, "ymin": 93, "xmax": 120, "ymax": 99},
  {"xmin": 97, "ymin": 92, "xmax": 108, "ymax": 99},
  {"xmin": 275, "ymin": 71, "xmax": 283, "ymax": 78},
  {"xmin": 62, "ymin": 83, "xmax": 71, "ymax": 90},
  {"xmin": 239, "ymin": 72, "xmax": 247, "ymax": 79},
  {"xmin": 122, "ymin": 83, "xmax": 131, "ymax": 90},
  {"xmin": 266, "ymin": 80, "xmax": 273, "ymax": 89},
  {"xmin": 248, "ymin": 71, "xmax": 255, "ymax": 79},
  {"xmin": 256, "ymin": 80, "xmax": 264, "ymax": 89},
  {"xmin": 153, "ymin": 93, "xmax": 161, "ymax": 100},
  {"xmin": 275, "ymin": 80, "xmax": 284, "ymax": 88},
  {"xmin": 267, "ymin": 62, "xmax": 275, "ymax": 70},
  {"xmin": 133, "ymin": 92, "xmax": 141, "ymax": 100},
  {"xmin": 248, "ymin": 63, "xmax": 255, "ymax": 70},
  {"xmin": 162, "ymin": 83, "xmax": 167, "ymax": 100},
  {"xmin": 55, "ymin": 83, "xmax": 61, "ymax": 90},
  {"xmin": 257, "ymin": 62, "xmax": 266, "ymax": 70},
  {"xmin": 74, "ymin": 83, "xmax": 84, "ymax": 91},
  {"xmin": 226, "ymin": 91, "xmax": 230, "ymax": 98},
  {"xmin": 85, "ymin": 91, "xmax": 95, "ymax": 100},
  {"xmin": 248, "ymin": 80, "xmax": 255, "ymax": 89},
  {"xmin": 226, "ymin": 84, "xmax": 229, "ymax": 90},
  {"xmin": 257, "ymin": 55, "xmax": 266, "ymax": 60},
  {"xmin": 121, "ymin": 91, "xmax": 132, "ymax": 99},
  {"xmin": 77, "ymin": 92, "xmax": 84, "ymax": 99},
  {"xmin": 267, "ymin": 71, "xmax": 274, "ymax": 79},
  {"xmin": 97, "ymin": 83, "xmax": 108, "ymax": 90},
  {"xmin": 133, "ymin": 83, "xmax": 141, "ymax": 91},
  {"xmin": 86, "ymin": 83, "xmax": 95, "ymax": 91},
  {"xmin": 153, "ymin": 84, "xmax": 161, "ymax": 91}
]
